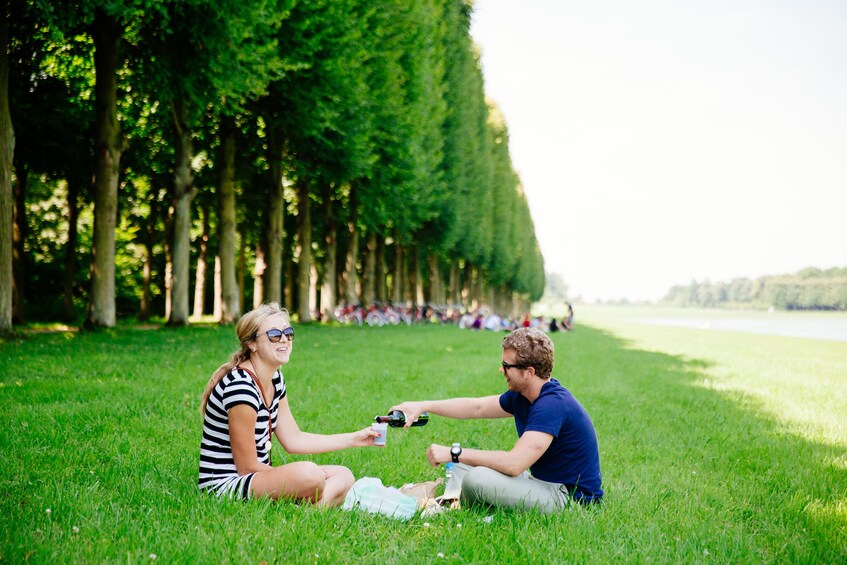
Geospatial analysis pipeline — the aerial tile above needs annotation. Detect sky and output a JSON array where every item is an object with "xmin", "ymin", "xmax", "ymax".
[{"xmin": 469, "ymin": 0, "xmax": 847, "ymax": 302}]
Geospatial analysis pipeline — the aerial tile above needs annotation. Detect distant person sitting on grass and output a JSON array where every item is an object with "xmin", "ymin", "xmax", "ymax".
[
  {"xmin": 199, "ymin": 303, "xmax": 379, "ymax": 505},
  {"xmin": 390, "ymin": 327, "xmax": 603, "ymax": 511},
  {"xmin": 471, "ymin": 314, "xmax": 483, "ymax": 330},
  {"xmin": 563, "ymin": 303, "xmax": 575, "ymax": 331},
  {"xmin": 458, "ymin": 311, "xmax": 475, "ymax": 329}
]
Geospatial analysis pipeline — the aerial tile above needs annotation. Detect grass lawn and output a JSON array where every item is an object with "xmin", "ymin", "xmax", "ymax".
[{"xmin": 1, "ymin": 313, "xmax": 845, "ymax": 563}]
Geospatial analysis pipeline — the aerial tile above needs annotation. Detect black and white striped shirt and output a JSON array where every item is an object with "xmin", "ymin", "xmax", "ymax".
[{"xmin": 198, "ymin": 368, "xmax": 285, "ymax": 498}]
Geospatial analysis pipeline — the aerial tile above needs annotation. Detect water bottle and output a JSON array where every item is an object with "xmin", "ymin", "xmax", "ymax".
[
  {"xmin": 374, "ymin": 410, "xmax": 429, "ymax": 428},
  {"xmin": 443, "ymin": 461, "xmax": 458, "ymax": 500}
]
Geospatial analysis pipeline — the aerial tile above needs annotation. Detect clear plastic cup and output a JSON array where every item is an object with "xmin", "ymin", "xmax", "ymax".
[{"xmin": 372, "ymin": 422, "xmax": 387, "ymax": 446}]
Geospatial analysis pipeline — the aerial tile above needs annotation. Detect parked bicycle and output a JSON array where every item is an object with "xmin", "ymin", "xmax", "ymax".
[{"xmin": 333, "ymin": 303, "xmax": 364, "ymax": 326}]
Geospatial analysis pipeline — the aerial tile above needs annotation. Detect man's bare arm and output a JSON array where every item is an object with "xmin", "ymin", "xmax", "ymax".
[
  {"xmin": 390, "ymin": 395, "xmax": 509, "ymax": 427},
  {"xmin": 426, "ymin": 431, "xmax": 554, "ymax": 476}
]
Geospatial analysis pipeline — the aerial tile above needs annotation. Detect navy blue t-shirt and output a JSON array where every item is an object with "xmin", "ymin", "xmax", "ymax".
[{"xmin": 499, "ymin": 378, "xmax": 603, "ymax": 503}]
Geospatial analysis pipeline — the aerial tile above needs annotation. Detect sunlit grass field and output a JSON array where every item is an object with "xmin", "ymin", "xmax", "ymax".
[{"xmin": 2, "ymin": 311, "xmax": 845, "ymax": 563}]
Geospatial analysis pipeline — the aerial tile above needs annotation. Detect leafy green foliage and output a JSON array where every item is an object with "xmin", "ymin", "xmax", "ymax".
[
  {"xmin": 132, "ymin": 0, "xmax": 287, "ymax": 116},
  {"xmin": 11, "ymin": 0, "xmax": 548, "ymax": 322},
  {"xmin": 267, "ymin": 0, "xmax": 373, "ymax": 186},
  {"xmin": 662, "ymin": 267, "xmax": 847, "ymax": 310}
]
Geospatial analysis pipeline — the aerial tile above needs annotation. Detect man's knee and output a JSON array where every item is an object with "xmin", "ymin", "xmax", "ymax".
[{"xmin": 461, "ymin": 466, "xmax": 502, "ymax": 501}]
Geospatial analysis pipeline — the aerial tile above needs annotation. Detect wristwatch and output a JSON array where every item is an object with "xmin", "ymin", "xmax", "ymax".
[{"xmin": 450, "ymin": 442, "xmax": 462, "ymax": 463}]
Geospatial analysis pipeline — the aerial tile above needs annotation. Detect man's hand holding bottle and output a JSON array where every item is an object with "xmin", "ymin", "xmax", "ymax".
[{"xmin": 386, "ymin": 403, "xmax": 429, "ymax": 428}]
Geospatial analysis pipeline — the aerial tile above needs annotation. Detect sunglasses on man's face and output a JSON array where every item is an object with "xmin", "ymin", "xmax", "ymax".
[
  {"xmin": 502, "ymin": 361, "xmax": 527, "ymax": 371},
  {"xmin": 258, "ymin": 326, "xmax": 295, "ymax": 343}
]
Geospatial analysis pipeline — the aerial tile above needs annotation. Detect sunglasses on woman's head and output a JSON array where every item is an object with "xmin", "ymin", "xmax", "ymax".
[{"xmin": 257, "ymin": 326, "xmax": 295, "ymax": 343}]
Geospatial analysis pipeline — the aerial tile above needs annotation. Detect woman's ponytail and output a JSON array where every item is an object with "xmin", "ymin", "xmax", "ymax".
[{"xmin": 200, "ymin": 349, "xmax": 248, "ymax": 415}]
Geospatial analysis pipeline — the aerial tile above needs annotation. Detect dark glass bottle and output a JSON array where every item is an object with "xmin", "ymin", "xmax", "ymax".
[{"xmin": 374, "ymin": 410, "xmax": 429, "ymax": 428}]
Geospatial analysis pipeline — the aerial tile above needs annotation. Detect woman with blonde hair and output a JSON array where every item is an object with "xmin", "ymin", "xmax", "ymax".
[{"xmin": 199, "ymin": 303, "xmax": 378, "ymax": 505}]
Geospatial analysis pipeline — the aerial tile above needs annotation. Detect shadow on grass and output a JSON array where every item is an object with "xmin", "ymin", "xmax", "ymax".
[{"xmin": 566, "ymin": 324, "xmax": 845, "ymax": 562}]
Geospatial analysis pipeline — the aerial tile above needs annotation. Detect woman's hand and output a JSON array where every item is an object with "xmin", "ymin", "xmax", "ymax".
[{"xmin": 351, "ymin": 425, "xmax": 381, "ymax": 447}]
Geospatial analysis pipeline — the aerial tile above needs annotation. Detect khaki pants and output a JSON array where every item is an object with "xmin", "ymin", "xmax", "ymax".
[{"xmin": 459, "ymin": 465, "xmax": 571, "ymax": 513}]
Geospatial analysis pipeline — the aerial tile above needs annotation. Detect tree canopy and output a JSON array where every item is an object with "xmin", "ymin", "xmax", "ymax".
[
  {"xmin": 6, "ymin": 0, "xmax": 546, "ymax": 327},
  {"xmin": 661, "ymin": 267, "xmax": 847, "ymax": 311}
]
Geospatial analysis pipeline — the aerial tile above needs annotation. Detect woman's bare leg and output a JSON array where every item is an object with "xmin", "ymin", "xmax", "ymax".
[
  {"xmin": 250, "ymin": 461, "xmax": 326, "ymax": 502},
  {"xmin": 249, "ymin": 462, "xmax": 354, "ymax": 507},
  {"xmin": 316, "ymin": 465, "xmax": 355, "ymax": 507}
]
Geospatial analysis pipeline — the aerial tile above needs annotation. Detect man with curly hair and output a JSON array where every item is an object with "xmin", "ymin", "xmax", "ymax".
[{"xmin": 391, "ymin": 327, "xmax": 603, "ymax": 511}]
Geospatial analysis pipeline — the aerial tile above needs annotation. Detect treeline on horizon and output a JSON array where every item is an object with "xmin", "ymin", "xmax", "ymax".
[
  {"xmin": 1, "ymin": 0, "xmax": 546, "ymax": 330},
  {"xmin": 660, "ymin": 267, "xmax": 847, "ymax": 311}
]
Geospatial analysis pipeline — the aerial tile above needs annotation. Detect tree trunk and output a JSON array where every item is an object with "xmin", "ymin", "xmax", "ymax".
[
  {"xmin": 283, "ymin": 203, "xmax": 294, "ymax": 309},
  {"xmin": 11, "ymin": 162, "xmax": 25, "ymax": 324},
  {"xmin": 264, "ymin": 117, "xmax": 284, "ymax": 304},
  {"xmin": 284, "ymin": 239, "xmax": 294, "ymax": 310},
  {"xmin": 191, "ymin": 202, "xmax": 209, "ymax": 319},
  {"xmin": 427, "ymin": 254, "xmax": 441, "ymax": 305},
  {"xmin": 309, "ymin": 262, "xmax": 318, "ymax": 316},
  {"xmin": 139, "ymin": 190, "xmax": 160, "ymax": 321},
  {"xmin": 237, "ymin": 232, "xmax": 246, "ymax": 312},
  {"xmin": 296, "ymin": 180, "xmax": 311, "ymax": 322},
  {"xmin": 320, "ymin": 191, "xmax": 337, "ymax": 320},
  {"xmin": 62, "ymin": 179, "xmax": 80, "ymax": 322},
  {"xmin": 0, "ymin": 0, "xmax": 12, "ymax": 333},
  {"xmin": 412, "ymin": 248, "xmax": 424, "ymax": 306},
  {"xmin": 344, "ymin": 199, "xmax": 359, "ymax": 305},
  {"xmin": 449, "ymin": 262, "xmax": 460, "ymax": 307},
  {"xmin": 213, "ymin": 255, "xmax": 221, "ymax": 320},
  {"xmin": 362, "ymin": 231, "xmax": 376, "ymax": 305},
  {"xmin": 479, "ymin": 274, "xmax": 485, "ymax": 309},
  {"xmin": 140, "ymin": 245, "xmax": 152, "ymax": 321},
  {"xmin": 253, "ymin": 245, "xmax": 265, "ymax": 309},
  {"xmin": 167, "ymin": 97, "xmax": 195, "ymax": 326},
  {"xmin": 375, "ymin": 235, "xmax": 386, "ymax": 302},
  {"xmin": 470, "ymin": 264, "xmax": 481, "ymax": 311},
  {"xmin": 462, "ymin": 261, "xmax": 479, "ymax": 312},
  {"xmin": 403, "ymin": 246, "xmax": 413, "ymax": 305},
  {"xmin": 85, "ymin": 9, "xmax": 123, "ymax": 329},
  {"xmin": 393, "ymin": 244, "xmax": 404, "ymax": 304},
  {"xmin": 164, "ymin": 206, "xmax": 173, "ymax": 319},
  {"xmin": 216, "ymin": 113, "xmax": 239, "ymax": 322}
]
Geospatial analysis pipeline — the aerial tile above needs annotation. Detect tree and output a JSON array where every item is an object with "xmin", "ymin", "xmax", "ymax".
[
  {"xmin": 425, "ymin": 0, "xmax": 494, "ymax": 308},
  {"xmin": 264, "ymin": 0, "xmax": 373, "ymax": 319},
  {"xmin": 359, "ymin": 0, "xmax": 448, "ymax": 304},
  {"xmin": 484, "ymin": 101, "xmax": 518, "ymax": 291},
  {"xmin": 8, "ymin": 0, "xmax": 547, "ymax": 323},
  {"xmin": 135, "ymin": 0, "xmax": 286, "ymax": 325},
  {"xmin": 9, "ymin": 3, "xmax": 98, "ymax": 323},
  {"xmin": 85, "ymin": 8, "xmax": 125, "ymax": 328},
  {"xmin": 0, "ymin": 0, "xmax": 13, "ymax": 333},
  {"xmin": 215, "ymin": 113, "xmax": 239, "ymax": 322},
  {"xmin": 31, "ymin": 0, "xmax": 154, "ymax": 328}
]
